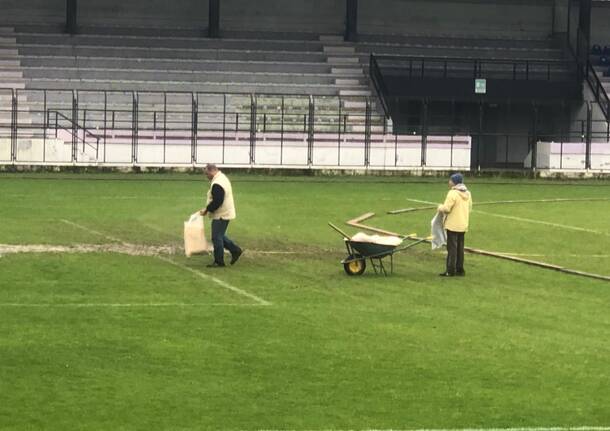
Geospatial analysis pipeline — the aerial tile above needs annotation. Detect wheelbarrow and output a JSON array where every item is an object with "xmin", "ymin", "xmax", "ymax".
[{"xmin": 329, "ymin": 222, "xmax": 429, "ymax": 276}]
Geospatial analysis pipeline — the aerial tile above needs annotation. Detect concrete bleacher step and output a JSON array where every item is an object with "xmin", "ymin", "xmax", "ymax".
[
  {"xmin": 16, "ymin": 33, "xmax": 324, "ymax": 52},
  {"xmin": 19, "ymin": 56, "xmax": 331, "ymax": 75},
  {"xmin": 0, "ymin": 37, "xmax": 17, "ymax": 45},
  {"xmin": 327, "ymin": 57, "xmax": 360, "ymax": 65},
  {"xmin": 319, "ymin": 35, "xmax": 344, "ymax": 43},
  {"xmin": 350, "ymin": 125, "xmax": 386, "ymax": 133},
  {"xmin": 0, "ymin": 60, "xmax": 20, "ymax": 68},
  {"xmin": 335, "ymin": 78, "xmax": 365, "ymax": 86},
  {"xmin": 339, "ymin": 89, "xmax": 372, "ymax": 97},
  {"xmin": 0, "ymin": 69, "xmax": 23, "ymax": 78},
  {"xmin": 22, "ymin": 68, "xmax": 336, "ymax": 85},
  {"xmin": 18, "ymin": 45, "xmax": 327, "ymax": 63},
  {"xmin": 25, "ymin": 79, "xmax": 340, "ymax": 96},
  {"xmin": 0, "ymin": 81, "xmax": 25, "ymax": 89},
  {"xmin": 323, "ymin": 46, "xmax": 356, "ymax": 55},
  {"xmin": 342, "ymin": 100, "xmax": 373, "ymax": 109},
  {"xmin": 0, "ymin": 48, "xmax": 19, "ymax": 56},
  {"xmin": 331, "ymin": 67, "xmax": 364, "ymax": 76}
]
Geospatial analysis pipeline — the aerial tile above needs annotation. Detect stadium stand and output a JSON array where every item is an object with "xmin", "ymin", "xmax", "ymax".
[{"xmin": 0, "ymin": 0, "xmax": 606, "ymax": 171}]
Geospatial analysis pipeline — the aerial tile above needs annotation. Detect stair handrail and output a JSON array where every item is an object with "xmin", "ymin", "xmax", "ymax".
[
  {"xmin": 47, "ymin": 109, "xmax": 101, "ymax": 152},
  {"xmin": 585, "ymin": 61, "xmax": 610, "ymax": 121},
  {"xmin": 369, "ymin": 53, "xmax": 390, "ymax": 119}
]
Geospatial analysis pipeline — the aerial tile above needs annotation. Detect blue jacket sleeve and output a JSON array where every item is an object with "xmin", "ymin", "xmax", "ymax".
[{"xmin": 206, "ymin": 184, "xmax": 225, "ymax": 212}]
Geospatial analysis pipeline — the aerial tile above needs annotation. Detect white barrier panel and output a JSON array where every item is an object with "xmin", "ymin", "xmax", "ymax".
[
  {"xmin": 276, "ymin": 133, "xmax": 308, "ymax": 166},
  {"xmin": 222, "ymin": 133, "xmax": 251, "ymax": 165},
  {"xmin": 532, "ymin": 142, "xmax": 610, "ymax": 171},
  {"xmin": 100, "ymin": 129, "xmax": 133, "ymax": 164},
  {"xmin": 396, "ymin": 135, "xmax": 423, "ymax": 167},
  {"xmin": 4, "ymin": 129, "xmax": 473, "ymax": 170},
  {"xmin": 312, "ymin": 133, "xmax": 340, "ymax": 166},
  {"xmin": 0, "ymin": 138, "xmax": 10, "ymax": 161},
  {"xmin": 369, "ymin": 135, "xmax": 396, "ymax": 167},
  {"xmin": 425, "ymin": 136, "xmax": 471, "ymax": 169},
  {"xmin": 136, "ymin": 131, "xmax": 167, "ymax": 164},
  {"xmin": 6, "ymin": 137, "xmax": 71, "ymax": 163},
  {"xmin": 197, "ymin": 131, "xmax": 225, "ymax": 164}
]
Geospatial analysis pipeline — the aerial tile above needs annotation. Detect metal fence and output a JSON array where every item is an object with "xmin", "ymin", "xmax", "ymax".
[
  {"xmin": 1, "ymin": 87, "xmax": 609, "ymax": 171},
  {"xmin": 0, "ymin": 88, "xmax": 472, "ymax": 170}
]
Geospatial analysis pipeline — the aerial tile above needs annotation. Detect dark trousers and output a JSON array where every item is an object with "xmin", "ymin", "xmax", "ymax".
[
  {"xmin": 446, "ymin": 230, "xmax": 465, "ymax": 275},
  {"xmin": 211, "ymin": 219, "xmax": 240, "ymax": 264}
]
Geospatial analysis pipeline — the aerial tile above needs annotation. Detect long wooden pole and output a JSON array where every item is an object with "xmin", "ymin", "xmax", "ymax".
[
  {"xmin": 388, "ymin": 197, "xmax": 610, "ymax": 215},
  {"xmin": 346, "ymin": 212, "xmax": 610, "ymax": 283}
]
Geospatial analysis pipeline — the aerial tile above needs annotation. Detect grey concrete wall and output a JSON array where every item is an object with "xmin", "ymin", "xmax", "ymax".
[
  {"xmin": 553, "ymin": 0, "xmax": 568, "ymax": 34},
  {"xmin": 221, "ymin": 0, "xmax": 344, "ymax": 34},
  {"xmin": 0, "ymin": 0, "xmax": 65, "ymax": 26},
  {"xmin": 1, "ymin": 0, "xmax": 569, "ymax": 39},
  {"xmin": 360, "ymin": 0, "xmax": 554, "ymax": 39},
  {"xmin": 592, "ymin": 4, "xmax": 610, "ymax": 44},
  {"xmin": 78, "ymin": 0, "xmax": 209, "ymax": 29}
]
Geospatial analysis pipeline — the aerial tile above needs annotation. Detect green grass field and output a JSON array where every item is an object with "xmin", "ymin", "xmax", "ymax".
[{"xmin": 1, "ymin": 172, "xmax": 609, "ymax": 430}]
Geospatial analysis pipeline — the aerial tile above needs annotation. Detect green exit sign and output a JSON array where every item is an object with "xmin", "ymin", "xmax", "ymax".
[{"xmin": 475, "ymin": 78, "xmax": 487, "ymax": 94}]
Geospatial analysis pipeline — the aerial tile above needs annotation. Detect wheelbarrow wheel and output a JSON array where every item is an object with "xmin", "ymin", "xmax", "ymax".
[{"xmin": 344, "ymin": 254, "xmax": 366, "ymax": 276}]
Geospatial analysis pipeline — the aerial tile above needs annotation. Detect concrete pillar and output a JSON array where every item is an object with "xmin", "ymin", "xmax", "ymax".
[
  {"xmin": 579, "ymin": 0, "xmax": 592, "ymax": 46},
  {"xmin": 345, "ymin": 0, "xmax": 357, "ymax": 42},
  {"xmin": 66, "ymin": 0, "xmax": 77, "ymax": 34},
  {"xmin": 209, "ymin": 0, "xmax": 220, "ymax": 38}
]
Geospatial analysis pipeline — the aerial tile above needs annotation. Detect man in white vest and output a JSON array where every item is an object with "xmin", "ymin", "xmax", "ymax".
[{"xmin": 200, "ymin": 164, "xmax": 242, "ymax": 267}]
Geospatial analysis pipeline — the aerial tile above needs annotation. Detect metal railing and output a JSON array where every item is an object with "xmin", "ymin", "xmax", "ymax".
[
  {"xmin": 369, "ymin": 54, "xmax": 390, "ymax": 119},
  {"xmin": 2, "ymin": 87, "xmax": 609, "ymax": 171},
  {"xmin": 370, "ymin": 54, "xmax": 579, "ymax": 81},
  {"xmin": 585, "ymin": 61, "xmax": 610, "ymax": 121},
  {"xmin": 0, "ymin": 88, "xmax": 404, "ymax": 168}
]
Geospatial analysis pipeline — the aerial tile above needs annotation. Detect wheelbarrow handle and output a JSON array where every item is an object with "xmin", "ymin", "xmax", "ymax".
[
  {"xmin": 328, "ymin": 222, "xmax": 351, "ymax": 239},
  {"xmin": 393, "ymin": 237, "xmax": 429, "ymax": 252}
]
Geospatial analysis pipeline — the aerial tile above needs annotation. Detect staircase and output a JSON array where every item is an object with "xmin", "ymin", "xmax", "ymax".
[
  {"xmin": 319, "ymin": 35, "xmax": 387, "ymax": 134},
  {"xmin": 0, "ymin": 26, "xmax": 43, "ymax": 162}
]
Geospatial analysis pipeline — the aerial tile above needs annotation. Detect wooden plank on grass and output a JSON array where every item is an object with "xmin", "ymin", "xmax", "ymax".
[{"xmin": 347, "ymin": 212, "xmax": 610, "ymax": 283}]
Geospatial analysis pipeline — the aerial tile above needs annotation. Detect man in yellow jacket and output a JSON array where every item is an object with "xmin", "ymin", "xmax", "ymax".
[
  {"xmin": 437, "ymin": 173, "xmax": 472, "ymax": 277},
  {"xmin": 200, "ymin": 164, "xmax": 242, "ymax": 268}
]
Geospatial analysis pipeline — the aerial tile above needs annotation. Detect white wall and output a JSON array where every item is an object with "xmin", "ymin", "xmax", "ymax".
[{"xmin": 4, "ymin": 132, "xmax": 471, "ymax": 170}]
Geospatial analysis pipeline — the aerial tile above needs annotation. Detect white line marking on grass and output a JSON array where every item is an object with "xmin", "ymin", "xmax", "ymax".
[
  {"xmin": 405, "ymin": 198, "xmax": 610, "ymax": 237},
  {"xmin": 142, "ymin": 224, "xmax": 299, "ymax": 255},
  {"xmin": 157, "ymin": 256, "xmax": 272, "ymax": 306},
  {"xmin": 0, "ymin": 302, "xmax": 264, "ymax": 308},
  {"xmin": 474, "ymin": 209, "xmax": 610, "ymax": 237},
  {"xmin": 60, "ymin": 219, "xmax": 124, "ymax": 242},
  {"xmin": 495, "ymin": 252, "xmax": 610, "ymax": 258},
  {"xmin": 258, "ymin": 427, "xmax": 610, "ymax": 431},
  {"xmin": 0, "ymin": 243, "xmax": 178, "ymax": 257},
  {"xmin": 473, "ymin": 197, "xmax": 610, "ymax": 205},
  {"xmin": 58, "ymin": 220, "xmax": 272, "ymax": 306}
]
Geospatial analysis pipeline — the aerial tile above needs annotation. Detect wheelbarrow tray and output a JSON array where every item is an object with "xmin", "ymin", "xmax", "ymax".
[{"xmin": 347, "ymin": 241, "xmax": 397, "ymax": 258}]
